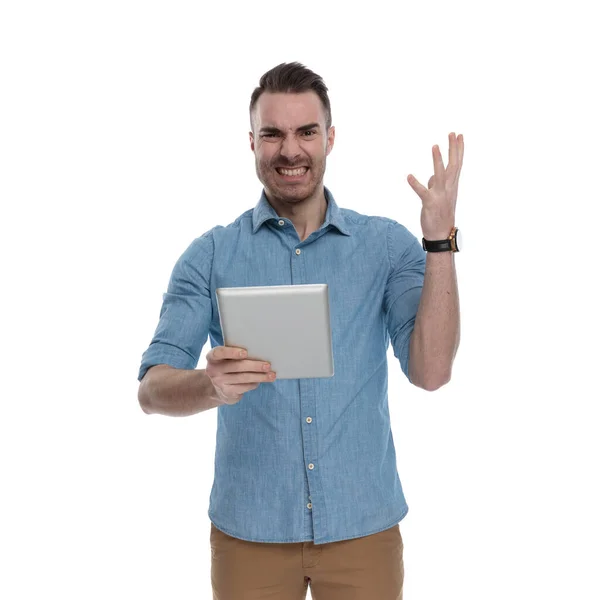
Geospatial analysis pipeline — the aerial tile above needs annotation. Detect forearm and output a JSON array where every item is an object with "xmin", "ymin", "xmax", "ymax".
[
  {"xmin": 138, "ymin": 366, "xmax": 223, "ymax": 416},
  {"xmin": 409, "ymin": 251, "xmax": 460, "ymax": 390}
]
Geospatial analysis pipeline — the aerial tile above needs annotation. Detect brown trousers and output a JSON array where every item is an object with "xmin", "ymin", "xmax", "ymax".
[{"xmin": 210, "ymin": 522, "xmax": 404, "ymax": 600}]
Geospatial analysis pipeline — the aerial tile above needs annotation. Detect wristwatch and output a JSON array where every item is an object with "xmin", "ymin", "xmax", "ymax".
[{"xmin": 422, "ymin": 226, "xmax": 462, "ymax": 252}]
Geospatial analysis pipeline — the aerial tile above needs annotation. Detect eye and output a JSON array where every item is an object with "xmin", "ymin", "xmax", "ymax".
[
  {"xmin": 303, "ymin": 130, "xmax": 317, "ymax": 137},
  {"xmin": 262, "ymin": 133, "xmax": 277, "ymax": 138}
]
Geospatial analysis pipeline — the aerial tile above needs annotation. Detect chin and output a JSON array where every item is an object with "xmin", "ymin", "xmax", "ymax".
[{"xmin": 277, "ymin": 183, "xmax": 314, "ymax": 200}]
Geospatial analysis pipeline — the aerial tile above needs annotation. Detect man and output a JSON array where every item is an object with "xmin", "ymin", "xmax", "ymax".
[{"xmin": 137, "ymin": 61, "xmax": 463, "ymax": 600}]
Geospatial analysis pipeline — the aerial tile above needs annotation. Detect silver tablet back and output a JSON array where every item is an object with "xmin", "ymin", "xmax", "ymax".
[{"xmin": 215, "ymin": 284, "xmax": 334, "ymax": 380}]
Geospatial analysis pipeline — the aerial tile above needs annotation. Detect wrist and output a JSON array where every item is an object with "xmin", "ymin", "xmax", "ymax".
[
  {"xmin": 422, "ymin": 226, "xmax": 461, "ymax": 253},
  {"xmin": 423, "ymin": 227, "xmax": 454, "ymax": 240}
]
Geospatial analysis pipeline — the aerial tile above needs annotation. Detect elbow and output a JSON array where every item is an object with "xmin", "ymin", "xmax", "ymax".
[
  {"xmin": 137, "ymin": 379, "xmax": 153, "ymax": 414},
  {"xmin": 421, "ymin": 374, "xmax": 450, "ymax": 392},
  {"xmin": 408, "ymin": 337, "xmax": 454, "ymax": 391},
  {"xmin": 137, "ymin": 364, "xmax": 173, "ymax": 414},
  {"xmin": 411, "ymin": 367, "xmax": 451, "ymax": 392}
]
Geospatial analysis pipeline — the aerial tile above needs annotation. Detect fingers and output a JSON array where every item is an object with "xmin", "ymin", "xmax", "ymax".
[
  {"xmin": 234, "ymin": 359, "xmax": 271, "ymax": 373},
  {"xmin": 457, "ymin": 133, "xmax": 464, "ymax": 177},
  {"xmin": 447, "ymin": 132, "xmax": 463, "ymax": 183},
  {"xmin": 447, "ymin": 132, "xmax": 456, "ymax": 177},
  {"xmin": 444, "ymin": 132, "xmax": 464, "ymax": 183},
  {"xmin": 432, "ymin": 144, "xmax": 445, "ymax": 185},
  {"xmin": 407, "ymin": 174, "xmax": 428, "ymax": 198},
  {"xmin": 207, "ymin": 346, "xmax": 270, "ymax": 372},
  {"xmin": 206, "ymin": 345, "xmax": 247, "ymax": 361},
  {"xmin": 409, "ymin": 132, "xmax": 464, "ymax": 196},
  {"xmin": 206, "ymin": 345, "xmax": 275, "ymax": 380},
  {"xmin": 226, "ymin": 370, "xmax": 276, "ymax": 384},
  {"xmin": 215, "ymin": 368, "xmax": 276, "ymax": 404},
  {"xmin": 206, "ymin": 346, "xmax": 277, "ymax": 406}
]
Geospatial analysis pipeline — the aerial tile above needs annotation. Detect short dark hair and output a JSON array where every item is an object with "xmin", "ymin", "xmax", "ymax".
[{"xmin": 249, "ymin": 62, "xmax": 332, "ymax": 132}]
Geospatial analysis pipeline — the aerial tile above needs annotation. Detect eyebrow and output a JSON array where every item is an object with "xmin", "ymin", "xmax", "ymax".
[{"xmin": 259, "ymin": 122, "xmax": 321, "ymax": 134}]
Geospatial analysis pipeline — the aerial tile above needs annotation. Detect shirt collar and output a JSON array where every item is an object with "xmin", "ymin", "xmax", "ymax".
[{"xmin": 252, "ymin": 185, "xmax": 351, "ymax": 237}]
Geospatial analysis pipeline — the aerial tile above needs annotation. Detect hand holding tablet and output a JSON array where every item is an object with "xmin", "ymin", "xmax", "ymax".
[{"xmin": 205, "ymin": 345, "xmax": 276, "ymax": 405}]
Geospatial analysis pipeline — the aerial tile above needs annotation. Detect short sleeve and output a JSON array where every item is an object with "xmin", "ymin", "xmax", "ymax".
[
  {"xmin": 137, "ymin": 231, "xmax": 214, "ymax": 382},
  {"xmin": 383, "ymin": 220, "xmax": 426, "ymax": 382}
]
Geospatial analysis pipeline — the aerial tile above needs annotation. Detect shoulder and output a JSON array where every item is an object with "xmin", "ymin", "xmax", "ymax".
[
  {"xmin": 341, "ymin": 206, "xmax": 419, "ymax": 248},
  {"xmin": 178, "ymin": 228, "xmax": 216, "ymax": 264},
  {"xmin": 338, "ymin": 206, "xmax": 408, "ymax": 237},
  {"xmin": 180, "ymin": 205, "xmax": 250, "ymax": 255}
]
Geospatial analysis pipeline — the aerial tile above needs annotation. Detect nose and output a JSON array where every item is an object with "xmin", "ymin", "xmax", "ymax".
[{"xmin": 279, "ymin": 134, "xmax": 303, "ymax": 161}]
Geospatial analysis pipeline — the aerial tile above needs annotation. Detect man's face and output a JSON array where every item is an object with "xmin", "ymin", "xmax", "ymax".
[{"xmin": 249, "ymin": 91, "xmax": 335, "ymax": 203}]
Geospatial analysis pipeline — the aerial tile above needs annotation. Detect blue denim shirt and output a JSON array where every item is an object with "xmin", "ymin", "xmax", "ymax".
[{"xmin": 138, "ymin": 186, "xmax": 426, "ymax": 545}]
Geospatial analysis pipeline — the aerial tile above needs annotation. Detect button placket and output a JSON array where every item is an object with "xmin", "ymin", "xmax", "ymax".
[{"xmin": 292, "ymin": 239, "xmax": 314, "ymax": 522}]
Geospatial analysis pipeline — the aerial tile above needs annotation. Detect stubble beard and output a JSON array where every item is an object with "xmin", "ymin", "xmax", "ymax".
[{"xmin": 257, "ymin": 158, "xmax": 326, "ymax": 205}]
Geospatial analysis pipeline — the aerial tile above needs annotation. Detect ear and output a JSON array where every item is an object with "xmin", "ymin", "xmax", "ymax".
[
  {"xmin": 249, "ymin": 131, "xmax": 254, "ymax": 152},
  {"xmin": 325, "ymin": 125, "xmax": 335, "ymax": 156}
]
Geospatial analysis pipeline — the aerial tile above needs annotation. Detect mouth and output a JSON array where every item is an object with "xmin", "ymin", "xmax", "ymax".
[{"xmin": 275, "ymin": 166, "xmax": 309, "ymax": 181}]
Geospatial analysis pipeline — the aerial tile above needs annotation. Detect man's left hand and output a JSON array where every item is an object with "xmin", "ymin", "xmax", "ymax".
[{"xmin": 407, "ymin": 132, "xmax": 464, "ymax": 240}]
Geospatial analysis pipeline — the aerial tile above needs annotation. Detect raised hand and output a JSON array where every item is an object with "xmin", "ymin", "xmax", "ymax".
[{"xmin": 407, "ymin": 132, "xmax": 464, "ymax": 240}]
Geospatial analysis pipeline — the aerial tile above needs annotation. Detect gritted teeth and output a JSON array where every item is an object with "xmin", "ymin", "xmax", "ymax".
[{"xmin": 276, "ymin": 166, "xmax": 309, "ymax": 176}]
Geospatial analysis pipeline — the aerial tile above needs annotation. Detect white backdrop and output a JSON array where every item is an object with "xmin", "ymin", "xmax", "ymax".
[{"xmin": 1, "ymin": 1, "xmax": 599, "ymax": 599}]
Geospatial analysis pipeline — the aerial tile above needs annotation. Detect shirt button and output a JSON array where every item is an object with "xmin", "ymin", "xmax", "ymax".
[
  {"xmin": 308, "ymin": 463, "xmax": 314, "ymax": 470},
  {"xmin": 306, "ymin": 417, "xmax": 312, "ymax": 423},
  {"xmin": 295, "ymin": 248, "xmax": 301, "ymax": 255},
  {"xmin": 307, "ymin": 503, "xmax": 312, "ymax": 510},
  {"xmin": 278, "ymin": 220, "xmax": 285, "ymax": 226}
]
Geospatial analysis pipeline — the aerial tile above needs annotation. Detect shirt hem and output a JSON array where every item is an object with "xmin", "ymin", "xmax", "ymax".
[{"xmin": 208, "ymin": 504, "xmax": 408, "ymax": 544}]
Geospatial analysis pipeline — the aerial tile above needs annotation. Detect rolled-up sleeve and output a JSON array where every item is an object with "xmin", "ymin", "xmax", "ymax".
[
  {"xmin": 137, "ymin": 231, "xmax": 214, "ymax": 382},
  {"xmin": 383, "ymin": 220, "xmax": 426, "ymax": 382}
]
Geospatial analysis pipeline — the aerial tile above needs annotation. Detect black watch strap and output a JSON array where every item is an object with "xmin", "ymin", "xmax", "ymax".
[{"xmin": 422, "ymin": 238, "xmax": 453, "ymax": 252}]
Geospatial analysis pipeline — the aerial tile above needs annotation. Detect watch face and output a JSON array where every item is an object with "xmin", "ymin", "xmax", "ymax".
[{"xmin": 456, "ymin": 228, "xmax": 462, "ymax": 251}]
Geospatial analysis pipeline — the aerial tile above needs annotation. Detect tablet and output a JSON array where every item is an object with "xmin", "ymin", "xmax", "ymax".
[{"xmin": 215, "ymin": 284, "xmax": 334, "ymax": 380}]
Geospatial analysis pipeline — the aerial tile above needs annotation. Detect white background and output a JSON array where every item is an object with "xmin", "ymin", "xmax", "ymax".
[{"xmin": 1, "ymin": 1, "xmax": 599, "ymax": 598}]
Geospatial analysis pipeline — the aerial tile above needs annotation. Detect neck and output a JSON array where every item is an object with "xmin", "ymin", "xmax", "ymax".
[{"xmin": 265, "ymin": 185, "xmax": 328, "ymax": 240}]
